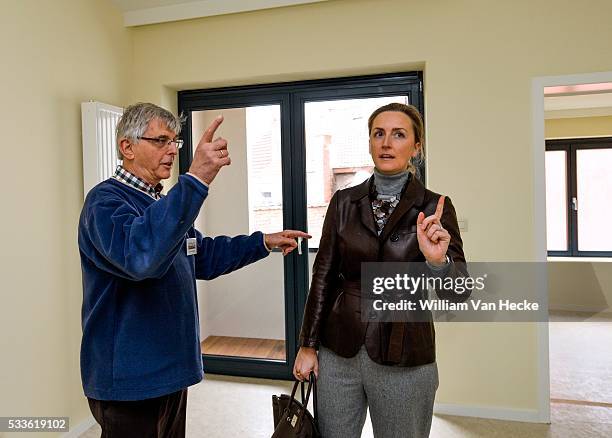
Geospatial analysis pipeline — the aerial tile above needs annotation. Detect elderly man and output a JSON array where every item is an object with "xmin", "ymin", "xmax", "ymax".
[{"xmin": 78, "ymin": 102, "xmax": 309, "ymax": 437}]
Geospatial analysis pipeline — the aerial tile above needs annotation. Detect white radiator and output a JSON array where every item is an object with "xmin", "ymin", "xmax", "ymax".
[{"xmin": 81, "ymin": 101, "xmax": 124, "ymax": 197}]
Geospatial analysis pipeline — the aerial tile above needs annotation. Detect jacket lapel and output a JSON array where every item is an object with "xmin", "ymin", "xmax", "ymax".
[
  {"xmin": 350, "ymin": 177, "xmax": 379, "ymax": 238},
  {"xmin": 379, "ymin": 174, "xmax": 425, "ymax": 243},
  {"xmin": 358, "ymin": 196, "xmax": 378, "ymax": 238}
]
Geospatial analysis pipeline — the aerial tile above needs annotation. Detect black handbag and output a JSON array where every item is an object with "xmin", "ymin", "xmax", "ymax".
[{"xmin": 271, "ymin": 372, "xmax": 321, "ymax": 437}]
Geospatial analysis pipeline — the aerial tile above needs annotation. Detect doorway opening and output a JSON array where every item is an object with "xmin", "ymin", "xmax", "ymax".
[{"xmin": 535, "ymin": 73, "xmax": 612, "ymax": 426}]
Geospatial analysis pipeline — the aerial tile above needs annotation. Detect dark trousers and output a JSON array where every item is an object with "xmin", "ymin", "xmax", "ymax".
[{"xmin": 87, "ymin": 388, "xmax": 188, "ymax": 438}]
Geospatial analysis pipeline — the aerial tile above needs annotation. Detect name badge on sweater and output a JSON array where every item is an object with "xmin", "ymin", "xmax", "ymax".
[{"xmin": 186, "ymin": 238, "xmax": 197, "ymax": 256}]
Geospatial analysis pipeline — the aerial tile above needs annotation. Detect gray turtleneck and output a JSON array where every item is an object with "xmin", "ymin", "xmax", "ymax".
[
  {"xmin": 373, "ymin": 169, "xmax": 411, "ymax": 196},
  {"xmin": 371, "ymin": 169, "xmax": 412, "ymax": 234}
]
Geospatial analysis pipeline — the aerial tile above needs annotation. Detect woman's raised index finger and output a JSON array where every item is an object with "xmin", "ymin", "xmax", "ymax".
[
  {"xmin": 201, "ymin": 115, "xmax": 224, "ymax": 143},
  {"xmin": 435, "ymin": 195, "xmax": 445, "ymax": 219}
]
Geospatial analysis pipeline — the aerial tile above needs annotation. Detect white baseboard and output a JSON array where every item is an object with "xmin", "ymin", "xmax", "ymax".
[
  {"xmin": 434, "ymin": 402, "xmax": 547, "ymax": 423},
  {"xmin": 62, "ymin": 415, "xmax": 96, "ymax": 438}
]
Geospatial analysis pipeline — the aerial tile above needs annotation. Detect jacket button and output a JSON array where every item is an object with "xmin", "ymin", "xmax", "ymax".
[{"xmin": 390, "ymin": 234, "xmax": 400, "ymax": 242}]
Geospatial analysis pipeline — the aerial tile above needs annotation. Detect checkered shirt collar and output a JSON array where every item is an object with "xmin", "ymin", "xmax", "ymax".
[{"xmin": 113, "ymin": 165, "xmax": 163, "ymax": 200}]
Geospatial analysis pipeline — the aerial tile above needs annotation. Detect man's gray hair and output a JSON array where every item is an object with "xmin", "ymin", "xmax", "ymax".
[{"xmin": 116, "ymin": 102, "xmax": 183, "ymax": 159}]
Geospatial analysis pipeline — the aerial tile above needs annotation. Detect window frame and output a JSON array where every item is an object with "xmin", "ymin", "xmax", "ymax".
[
  {"xmin": 177, "ymin": 72, "xmax": 423, "ymax": 379},
  {"xmin": 546, "ymin": 137, "xmax": 612, "ymax": 258},
  {"xmin": 178, "ymin": 73, "xmax": 424, "ymax": 250}
]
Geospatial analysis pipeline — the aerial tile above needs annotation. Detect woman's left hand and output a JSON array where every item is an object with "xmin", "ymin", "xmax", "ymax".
[{"xmin": 416, "ymin": 195, "xmax": 451, "ymax": 265}]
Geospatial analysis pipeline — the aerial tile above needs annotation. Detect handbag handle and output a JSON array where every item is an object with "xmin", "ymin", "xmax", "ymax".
[
  {"xmin": 285, "ymin": 372, "xmax": 318, "ymax": 428},
  {"xmin": 310, "ymin": 371, "xmax": 318, "ymax": 423}
]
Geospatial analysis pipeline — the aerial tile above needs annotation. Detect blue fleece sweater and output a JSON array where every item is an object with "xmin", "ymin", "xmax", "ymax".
[{"xmin": 78, "ymin": 174, "xmax": 269, "ymax": 401}]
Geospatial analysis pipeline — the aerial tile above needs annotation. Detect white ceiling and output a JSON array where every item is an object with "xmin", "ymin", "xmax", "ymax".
[
  {"xmin": 111, "ymin": 0, "xmax": 331, "ymax": 26},
  {"xmin": 544, "ymin": 86, "xmax": 612, "ymax": 119},
  {"xmin": 113, "ymin": 0, "xmax": 190, "ymax": 11}
]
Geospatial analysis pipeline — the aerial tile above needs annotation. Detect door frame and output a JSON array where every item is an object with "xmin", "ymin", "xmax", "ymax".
[
  {"xmin": 531, "ymin": 69, "xmax": 612, "ymax": 423},
  {"xmin": 178, "ymin": 71, "xmax": 423, "ymax": 379}
]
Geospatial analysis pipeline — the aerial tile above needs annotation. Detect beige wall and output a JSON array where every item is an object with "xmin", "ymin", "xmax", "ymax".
[
  {"xmin": 548, "ymin": 262, "xmax": 612, "ymax": 312},
  {"xmin": 545, "ymin": 116, "xmax": 612, "ymax": 313},
  {"xmin": 546, "ymin": 115, "xmax": 612, "ymax": 138},
  {"xmin": 0, "ymin": 1, "xmax": 131, "ymax": 436},
  {"xmin": 127, "ymin": 0, "xmax": 612, "ymax": 416}
]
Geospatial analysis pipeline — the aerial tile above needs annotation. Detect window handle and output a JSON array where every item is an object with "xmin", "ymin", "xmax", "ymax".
[{"xmin": 572, "ymin": 197, "xmax": 578, "ymax": 211}]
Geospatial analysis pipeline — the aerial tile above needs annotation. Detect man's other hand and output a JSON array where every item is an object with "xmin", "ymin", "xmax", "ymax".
[{"xmin": 264, "ymin": 230, "xmax": 312, "ymax": 256}]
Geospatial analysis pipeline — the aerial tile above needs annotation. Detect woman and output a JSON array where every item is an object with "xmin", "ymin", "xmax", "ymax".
[{"xmin": 293, "ymin": 103, "xmax": 469, "ymax": 437}]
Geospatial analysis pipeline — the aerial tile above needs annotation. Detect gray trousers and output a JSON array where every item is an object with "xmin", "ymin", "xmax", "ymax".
[{"xmin": 317, "ymin": 345, "xmax": 438, "ymax": 438}]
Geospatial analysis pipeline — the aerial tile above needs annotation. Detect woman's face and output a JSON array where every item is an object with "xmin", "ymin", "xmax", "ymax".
[{"xmin": 369, "ymin": 111, "xmax": 421, "ymax": 175}]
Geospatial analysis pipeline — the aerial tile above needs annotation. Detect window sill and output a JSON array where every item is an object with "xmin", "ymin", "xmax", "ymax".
[{"xmin": 548, "ymin": 256, "xmax": 612, "ymax": 263}]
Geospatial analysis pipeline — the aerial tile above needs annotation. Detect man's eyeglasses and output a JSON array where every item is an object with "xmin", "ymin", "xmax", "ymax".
[{"xmin": 138, "ymin": 136, "xmax": 184, "ymax": 150}]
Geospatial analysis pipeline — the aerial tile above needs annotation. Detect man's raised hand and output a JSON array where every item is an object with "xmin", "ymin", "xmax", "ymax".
[{"xmin": 188, "ymin": 115, "xmax": 231, "ymax": 185}]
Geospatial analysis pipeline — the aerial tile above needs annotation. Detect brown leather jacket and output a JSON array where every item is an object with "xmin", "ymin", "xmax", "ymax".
[{"xmin": 299, "ymin": 174, "xmax": 469, "ymax": 366}]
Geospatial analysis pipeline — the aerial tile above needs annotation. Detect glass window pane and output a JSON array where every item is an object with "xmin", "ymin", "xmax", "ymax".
[
  {"xmin": 545, "ymin": 150, "xmax": 568, "ymax": 251},
  {"xmin": 192, "ymin": 106, "xmax": 286, "ymax": 361},
  {"xmin": 304, "ymin": 96, "xmax": 409, "ymax": 249},
  {"xmin": 577, "ymin": 148, "xmax": 612, "ymax": 251},
  {"xmin": 245, "ymin": 105, "xmax": 283, "ymax": 235}
]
